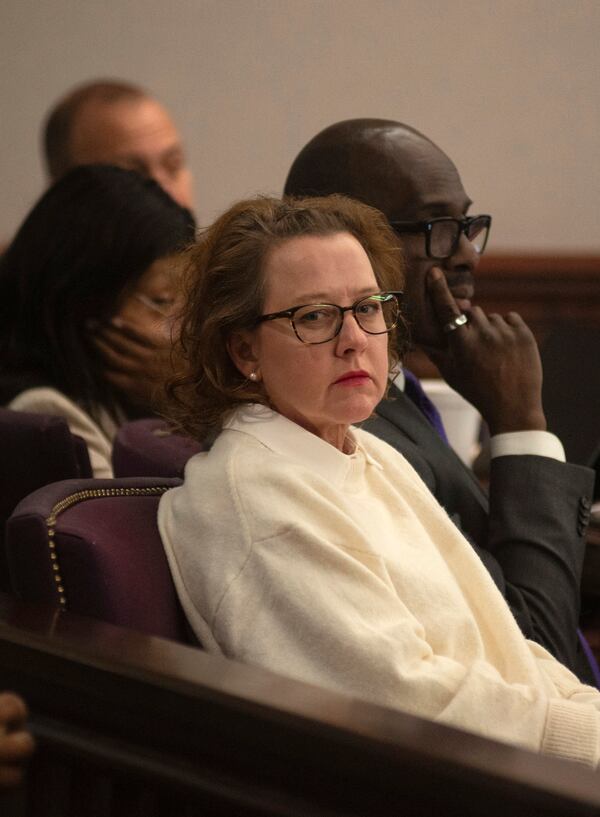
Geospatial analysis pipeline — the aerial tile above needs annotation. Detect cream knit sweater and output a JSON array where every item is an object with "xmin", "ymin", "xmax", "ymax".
[{"xmin": 158, "ymin": 404, "xmax": 600, "ymax": 767}]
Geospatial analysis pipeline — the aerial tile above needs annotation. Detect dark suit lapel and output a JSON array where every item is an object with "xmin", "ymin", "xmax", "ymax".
[
  {"xmin": 377, "ymin": 384, "xmax": 488, "ymax": 508},
  {"xmin": 378, "ymin": 383, "xmax": 438, "ymax": 446}
]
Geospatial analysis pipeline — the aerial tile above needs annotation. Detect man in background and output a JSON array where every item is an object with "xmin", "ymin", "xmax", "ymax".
[
  {"xmin": 43, "ymin": 79, "xmax": 194, "ymax": 210},
  {"xmin": 284, "ymin": 119, "xmax": 595, "ymax": 677}
]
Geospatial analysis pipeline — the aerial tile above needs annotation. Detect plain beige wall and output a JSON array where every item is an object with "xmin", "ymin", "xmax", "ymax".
[{"xmin": 2, "ymin": 0, "xmax": 599, "ymax": 250}]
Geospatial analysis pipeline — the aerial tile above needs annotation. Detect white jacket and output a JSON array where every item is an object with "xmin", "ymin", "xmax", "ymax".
[{"xmin": 159, "ymin": 404, "xmax": 600, "ymax": 767}]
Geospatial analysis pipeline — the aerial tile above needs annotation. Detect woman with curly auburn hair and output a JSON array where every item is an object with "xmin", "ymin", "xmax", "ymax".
[
  {"xmin": 167, "ymin": 194, "xmax": 404, "ymax": 441},
  {"xmin": 160, "ymin": 194, "xmax": 600, "ymax": 768}
]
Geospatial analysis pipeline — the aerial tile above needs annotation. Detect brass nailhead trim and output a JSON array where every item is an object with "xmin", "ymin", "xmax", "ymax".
[{"xmin": 46, "ymin": 485, "xmax": 171, "ymax": 610}]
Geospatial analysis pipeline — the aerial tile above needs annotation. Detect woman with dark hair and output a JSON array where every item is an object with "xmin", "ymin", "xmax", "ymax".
[
  {"xmin": 159, "ymin": 194, "xmax": 600, "ymax": 767},
  {"xmin": 0, "ymin": 164, "xmax": 195, "ymax": 476}
]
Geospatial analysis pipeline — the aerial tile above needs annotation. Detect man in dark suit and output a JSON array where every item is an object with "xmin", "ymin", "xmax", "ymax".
[{"xmin": 284, "ymin": 119, "xmax": 595, "ymax": 675}]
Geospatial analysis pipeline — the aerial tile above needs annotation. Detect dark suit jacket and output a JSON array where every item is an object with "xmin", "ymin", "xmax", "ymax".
[{"xmin": 362, "ymin": 384, "xmax": 595, "ymax": 674}]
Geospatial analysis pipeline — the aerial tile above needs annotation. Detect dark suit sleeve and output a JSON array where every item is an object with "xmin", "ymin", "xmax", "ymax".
[{"xmin": 486, "ymin": 454, "xmax": 593, "ymax": 671}]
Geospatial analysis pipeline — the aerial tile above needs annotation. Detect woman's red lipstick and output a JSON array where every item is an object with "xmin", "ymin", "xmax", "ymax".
[{"xmin": 334, "ymin": 370, "xmax": 371, "ymax": 386}]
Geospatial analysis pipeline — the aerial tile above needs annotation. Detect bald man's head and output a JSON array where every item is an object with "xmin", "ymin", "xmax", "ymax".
[
  {"xmin": 43, "ymin": 80, "xmax": 194, "ymax": 209},
  {"xmin": 285, "ymin": 119, "xmax": 484, "ymax": 349},
  {"xmin": 284, "ymin": 118, "xmax": 465, "ymax": 222}
]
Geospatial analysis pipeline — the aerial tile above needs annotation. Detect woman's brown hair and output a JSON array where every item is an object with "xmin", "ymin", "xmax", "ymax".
[{"xmin": 166, "ymin": 194, "xmax": 406, "ymax": 440}]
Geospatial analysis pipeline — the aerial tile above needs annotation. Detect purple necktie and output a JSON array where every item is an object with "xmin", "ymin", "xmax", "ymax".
[{"xmin": 403, "ymin": 369, "xmax": 449, "ymax": 444}]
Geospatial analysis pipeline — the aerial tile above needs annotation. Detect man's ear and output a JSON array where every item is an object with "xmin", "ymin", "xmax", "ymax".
[{"xmin": 227, "ymin": 330, "xmax": 260, "ymax": 380}]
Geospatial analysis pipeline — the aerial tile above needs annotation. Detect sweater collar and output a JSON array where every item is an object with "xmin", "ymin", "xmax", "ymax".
[{"xmin": 223, "ymin": 404, "xmax": 382, "ymax": 486}]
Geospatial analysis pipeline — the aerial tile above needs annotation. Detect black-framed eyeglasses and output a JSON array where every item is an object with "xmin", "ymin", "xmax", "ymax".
[
  {"xmin": 256, "ymin": 291, "xmax": 403, "ymax": 345},
  {"xmin": 389, "ymin": 214, "xmax": 492, "ymax": 260}
]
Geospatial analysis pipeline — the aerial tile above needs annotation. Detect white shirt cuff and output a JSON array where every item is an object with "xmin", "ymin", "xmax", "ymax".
[
  {"xmin": 391, "ymin": 370, "xmax": 405, "ymax": 391},
  {"xmin": 490, "ymin": 431, "xmax": 566, "ymax": 462}
]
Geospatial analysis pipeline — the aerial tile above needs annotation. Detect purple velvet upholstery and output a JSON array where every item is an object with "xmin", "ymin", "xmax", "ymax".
[
  {"xmin": 0, "ymin": 408, "xmax": 92, "ymax": 591},
  {"xmin": 112, "ymin": 418, "xmax": 205, "ymax": 478},
  {"xmin": 5, "ymin": 477, "xmax": 195, "ymax": 644}
]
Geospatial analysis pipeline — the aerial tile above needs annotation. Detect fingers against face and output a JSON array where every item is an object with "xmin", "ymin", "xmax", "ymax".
[
  {"xmin": 102, "ymin": 320, "xmax": 165, "ymax": 351},
  {"xmin": 93, "ymin": 332, "xmax": 150, "ymax": 373},
  {"xmin": 92, "ymin": 320, "xmax": 176, "ymax": 409},
  {"xmin": 92, "ymin": 322, "xmax": 172, "ymax": 376},
  {"xmin": 0, "ymin": 693, "xmax": 28, "ymax": 731},
  {"xmin": 0, "ymin": 730, "xmax": 35, "ymax": 763},
  {"xmin": 466, "ymin": 309, "xmax": 535, "ymax": 348},
  {"xmin": 0, "ymin": 694, "xmax": 35, "ymax": 788},
  {"xmin": 424, "ymin": 269, "xmax": 535, "ymax": 352},
  {"xmin": 426, "ymin": 267, "xmax": 464, "ymax": 327},
  {"xmin": 0, "ymin": 731, "xmax": 35, "ymax": 788}
]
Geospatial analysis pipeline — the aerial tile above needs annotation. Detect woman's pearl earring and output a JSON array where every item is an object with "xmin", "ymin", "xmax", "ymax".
[{"xmin": 249, "ymin": 372, "xmax": 258, "ymax": 381}]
